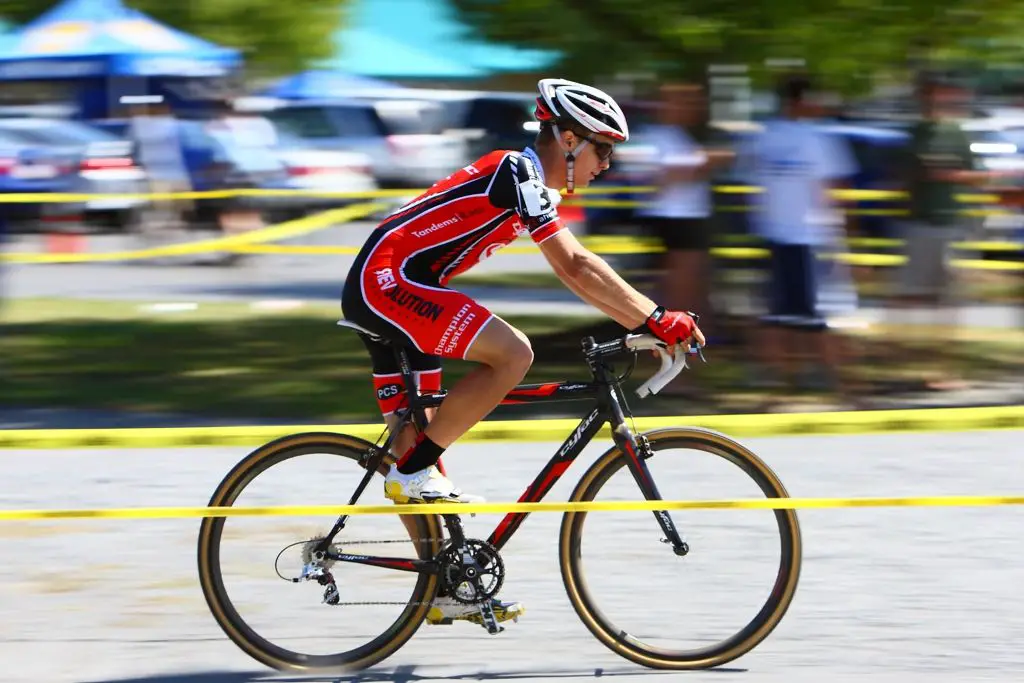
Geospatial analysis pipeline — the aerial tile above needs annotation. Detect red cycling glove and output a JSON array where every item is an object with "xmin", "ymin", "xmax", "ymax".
[{"xmin": 643, "ymin": 306, "xmax": 698, "ymax": 346}]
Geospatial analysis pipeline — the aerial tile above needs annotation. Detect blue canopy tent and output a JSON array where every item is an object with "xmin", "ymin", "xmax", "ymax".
[
  {"xmin": 261, "ymin": 69, "xmax": 406, "ymax": 100},
  {"xmin": 0, "ymin": 0, "xmax": 242, "ymax": 117},
  {"xmin": 0, "ymin": 0, "xmax": 241, "ymax": 79},
  {"xmin": 326, "ymin": 0, "xmax": 558, "ymax": 80},
  {"xmin": 0, "ymin": 19, "xmax": 13, "ymax": 52}
]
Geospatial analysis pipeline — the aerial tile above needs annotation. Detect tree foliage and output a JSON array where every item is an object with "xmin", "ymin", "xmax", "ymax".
[
  {"xmin": 0, "ymin": 0, "xmax": 349, "ymax": 76},
  {"xmin": 450, "ymin": 0, "xmax": 1024, "ymax": 94}
]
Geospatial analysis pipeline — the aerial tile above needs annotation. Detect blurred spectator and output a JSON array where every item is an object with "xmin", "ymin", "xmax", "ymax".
[
  {"xmin": 635, "ymin": 81, "xmax": 734, "ymax": 358},
  {"xmin": 890, "ymin": 71, "xmax": 990, "ymax": 388},
  {"xmin": 735, "ymin": 72, "xmax": 858, "ymax": 396},
  {"xmin": 126, "ymin": 95, "xmax": 191, "ymax": 241},
  {"xmin": 204, "ymin": 98, "xmax": 266, "ymax": 241}
]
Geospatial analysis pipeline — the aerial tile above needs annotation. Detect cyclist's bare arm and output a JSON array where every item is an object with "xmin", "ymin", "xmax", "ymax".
[{"xmin": 538, "ymin": 229, "xmax": 657, "ymax": 330}]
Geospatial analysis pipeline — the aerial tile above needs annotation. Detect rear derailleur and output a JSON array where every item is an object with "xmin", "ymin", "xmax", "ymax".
[{"xmin": 297, "ymin": 539, "xmax": 340, "ymax": 605}]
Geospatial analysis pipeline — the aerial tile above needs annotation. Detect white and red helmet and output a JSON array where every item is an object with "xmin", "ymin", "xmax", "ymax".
[{"xmin": 534, "ymin": 78, "xmax": 629, "ymax": 143}]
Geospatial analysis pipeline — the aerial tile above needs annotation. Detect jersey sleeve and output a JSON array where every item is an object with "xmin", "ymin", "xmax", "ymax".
[{"xmin": 488, "ymin": 152, "xmax": 565, "ymax": 244}]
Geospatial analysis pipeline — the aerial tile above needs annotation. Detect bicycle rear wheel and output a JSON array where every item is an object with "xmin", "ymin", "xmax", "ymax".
[
  {"xmin": 559, "ymin": 427, "xmax": 802, "ymax": 669},
  {"xmin": 197, "ymin": 432, "xmax": 443, "ymax": 672}
]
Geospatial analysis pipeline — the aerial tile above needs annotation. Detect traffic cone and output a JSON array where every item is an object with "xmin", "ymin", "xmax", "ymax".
[{"xmin": 41, "ymin": 213, "xmax": 86, "ymax": 254}]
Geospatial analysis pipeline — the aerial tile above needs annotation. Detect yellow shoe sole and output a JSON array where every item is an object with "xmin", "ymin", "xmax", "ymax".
[
  {"xmin": 426, "ymin": 604, "xmax": 525, "ymax": 626},
  {"xmin": 383, "ymin": 481, "xmax": 410, "ymax": 504}
]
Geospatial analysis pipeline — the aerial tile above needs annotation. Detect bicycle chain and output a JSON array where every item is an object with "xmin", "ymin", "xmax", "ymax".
[
  {"xmin": 316, "ymin": 538, "xmax": 481, "ymax": 607},
  {"xmin": 333, "ymin": 600, "xmax": 434, "ymax": 607},
  {"xmin": 331, "ymin": 538, "xmax": 442, "ymax": 545}
]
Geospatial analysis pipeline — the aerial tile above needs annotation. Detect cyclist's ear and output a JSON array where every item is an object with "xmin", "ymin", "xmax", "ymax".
[{"xmin": 560, "ymin": 129, "xmax": 577, "ymax": 151}]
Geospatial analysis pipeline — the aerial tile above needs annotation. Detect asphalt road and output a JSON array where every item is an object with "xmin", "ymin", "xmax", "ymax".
[
  {"xmin": 1, "ymin": 431, "xmax": 1023, "ymax": 682},
  {"xmin": 4, "ymin": 221, "xmax": 1020, "ymax": 325}
]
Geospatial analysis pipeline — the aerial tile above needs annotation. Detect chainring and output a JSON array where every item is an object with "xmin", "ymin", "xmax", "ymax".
[{"xmin": 438, "ymin": 538, "xmax": 505, "ymax": 604}]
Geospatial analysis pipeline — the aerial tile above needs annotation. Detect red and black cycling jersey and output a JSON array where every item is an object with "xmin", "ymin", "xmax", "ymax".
[
  {"xmin": 342, "ymin": 146, "xmax": 567, "ymax": 362},
  {"xmin": 367, "ymin": 146, "xmax": 565, "ymax": 287}
]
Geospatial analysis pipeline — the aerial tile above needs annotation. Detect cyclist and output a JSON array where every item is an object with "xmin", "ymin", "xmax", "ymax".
[{"xmin": 341, "ymin": 78, "xmax": 705, "ymax": 627}]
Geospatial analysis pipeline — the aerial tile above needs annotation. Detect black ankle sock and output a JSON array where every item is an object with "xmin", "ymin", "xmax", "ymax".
[{"xmin": 397, "ymin": 434, "xmax": 445, "ymax": 474}]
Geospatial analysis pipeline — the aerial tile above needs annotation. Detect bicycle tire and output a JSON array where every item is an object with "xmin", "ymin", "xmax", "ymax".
[
  {"xmin": 197, "ymin": 431, "xmax": 443, "ymax": 672},
  {"xmin": 559, "ymin": 426, "xmax": 802, "ymax": 669}
]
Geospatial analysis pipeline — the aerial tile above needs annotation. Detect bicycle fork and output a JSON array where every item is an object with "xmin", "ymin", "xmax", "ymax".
[{"xmin": 609, "ymin": 399, "xmax": 690, "ymax": 557}]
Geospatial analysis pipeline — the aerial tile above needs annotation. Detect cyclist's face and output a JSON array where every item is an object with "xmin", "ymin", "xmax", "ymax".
[{"xmin": 569, "ymin": 132, "xmax": 616, "ymax": 186}]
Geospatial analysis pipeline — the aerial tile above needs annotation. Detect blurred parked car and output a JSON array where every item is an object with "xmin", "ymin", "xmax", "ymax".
[
  {"xmin": 0, "ymin": 126, "xmax": 78, "ymax": 230},
  {"xmin": 274, "ymin": 129, "xmax": 378, "ymax": 215},
  {"xmin": 176, "ymin": 116, "xmax": 377, "ymax": 226},
  {"xmin": 0, "ymin": 117, "xmax": 147, "ymax": 232},
  {"xmin": 422, "ymin": 90, "xmax": 538, "ymax": 160},
  {"xmin": 250, "ymin": 97, "xmax": 467, "ymax": 189}
]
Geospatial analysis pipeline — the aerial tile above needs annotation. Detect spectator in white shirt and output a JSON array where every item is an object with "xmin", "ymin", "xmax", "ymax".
[
  {"xmin": 636, "ymin": 82, "xmax": 734, "ymax": 352},
  {"xmin": 126, "ymin": 96, "xmax": 192, "ymax": 241},
  {"xmin": 736, "ymin": 73, "xmax": 857, "ymax": 395}
]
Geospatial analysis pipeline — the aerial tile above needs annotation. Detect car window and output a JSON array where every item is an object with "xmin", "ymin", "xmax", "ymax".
[
  {"xmin": 0, "ymin": 119, "xmax": 119, "ymax": 146},
  {"xmin": 0, "ymin": 128, "xmax": 32, "ymax": 148},
  {"xmin": 464, "ymin": 98, "xmax": 534, "ymax": 136},
  {"xmin": 208, "ymin": 128, "xmax": 283, "ymax": 173},
  {"xmin": 40, "ymin": 120, "xmax": 120, "ymax": 144},
  {"xmin": 995, "ymin": 128, "xmax": 1024, "ymax": 148},
  {"xmin": 374, "ymin": 100, "xmax": 448, "ymax": 135},
  {"xmin": 267, "ymin": 107, "xmax": 338, "ymax": 139},
  {"xmin": 327, "ymin": 105, "xmax": 390, "ymax": 137}
]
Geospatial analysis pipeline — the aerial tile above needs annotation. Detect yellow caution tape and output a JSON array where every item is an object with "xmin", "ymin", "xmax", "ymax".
[
  {"xmin": 568, "ymin": 200, "xmax": 1006, "ymax": 217},
  {"xmin": 1, "ymin": 406, "xmax": 1021, "ymax": 450},
  {"xmin": 2, "ymin": 494, "xmax": 1024, "ymax": 521},
  {"xmin": 230, "ymin": 244, "xmax": 359, "ymax": 256},
  {"xmin": 0, "ymin": 188, "xmax": 417, "ymax": 203},
  {"xmin": 946, "ymin": 258, "xmax": 1024, "ymax": 272},
  {"xmin": 0, "ymin": 202, "xmax": 388, "ymax": 264},
  {"xmin": 0, "ymin": 186, "xmax": 1001, "ymax": 203},
  {"xmin": 224, "ymin": 241, "xmax": 1023, "ymax": 270},
  {"xmin": 957, "ymin": 240, "xmax": 1024, "ymax": 252}
]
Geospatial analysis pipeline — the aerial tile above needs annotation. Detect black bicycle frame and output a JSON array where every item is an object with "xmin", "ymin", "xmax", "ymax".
[{"xmin": 315, "ymin": 335, "xmax": 689, "ymax": 574}]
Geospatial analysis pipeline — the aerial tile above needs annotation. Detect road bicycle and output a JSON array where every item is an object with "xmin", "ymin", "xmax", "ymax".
[{"xmin": 197, "ymin": 318, "xmax": 802, "ymax": 672}]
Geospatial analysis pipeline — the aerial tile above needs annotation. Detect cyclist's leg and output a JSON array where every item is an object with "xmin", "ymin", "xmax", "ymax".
[
  {"xmin": 384, "ymin": 306, "xmax": 532, "ymax": 501},
  {"xmin": 356, "ymin": 334, "xmax": 444, "ymax": 554},
  {"xmin": 347, "ymin": 248, "xmax": 530, "ymax": 499},
  {"xmin": 342, "ymin": 256, "xmax": 446, "ymax": 545},
  {"xmin": 420, "ymin": 314, "xmax": 533, "ymax": 448},
  {"xmin": 345, "ymin": 271, "xmax": 527, "ymax": 622}
]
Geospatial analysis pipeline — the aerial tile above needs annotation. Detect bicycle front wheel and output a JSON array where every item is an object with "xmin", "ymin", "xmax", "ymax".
[
  {"xmin": 559, "ymin": 427, "xmax": 802, "ymax": 669},
  {"xmin": 197, "ymin": 431, "xmax": 444, "ymax": 672}
]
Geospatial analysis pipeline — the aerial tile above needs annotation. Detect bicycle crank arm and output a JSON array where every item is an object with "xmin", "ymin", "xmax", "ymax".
[{"xmin": 476, "ymin": 595, "xmax": 504, "ymax": 635}]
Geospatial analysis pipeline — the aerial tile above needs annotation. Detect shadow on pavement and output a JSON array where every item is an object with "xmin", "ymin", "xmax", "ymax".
[{"xmin": 84, "ymin": 663, "xmax": 746, "ymax": 682}]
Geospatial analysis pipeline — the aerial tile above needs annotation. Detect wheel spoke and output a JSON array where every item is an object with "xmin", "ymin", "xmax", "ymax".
[
  {"xmin": 559, "ymin": 427, "xmax": 802, "ymax": 669},
  {"xmin": 197, "ymin": 433, "xmax": 442, "ymax": 672}
]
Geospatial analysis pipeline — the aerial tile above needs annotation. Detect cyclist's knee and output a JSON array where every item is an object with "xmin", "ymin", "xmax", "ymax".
[
  {"xmin": 468, "ymin": 318, "xmax": 533, "ymax": 375},
  {"xmin": 503, "ymin": 330, "xmax": 534, "ymax": 378}
]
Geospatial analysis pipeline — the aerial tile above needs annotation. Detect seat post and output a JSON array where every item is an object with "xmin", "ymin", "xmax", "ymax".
[{"xmin": 394, "ymin": 345, "xmax": 428, "ymax": 432}]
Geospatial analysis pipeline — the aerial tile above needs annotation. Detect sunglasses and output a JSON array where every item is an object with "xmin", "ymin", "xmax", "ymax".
[{"xmin": 579, "ymin": 133, "xmax": 615, "ymax": 161}]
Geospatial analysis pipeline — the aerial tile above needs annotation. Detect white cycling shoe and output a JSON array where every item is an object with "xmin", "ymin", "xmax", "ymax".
[{"xmin": 383, "ymin": 464, "xmax": 484, "ymax": 504}]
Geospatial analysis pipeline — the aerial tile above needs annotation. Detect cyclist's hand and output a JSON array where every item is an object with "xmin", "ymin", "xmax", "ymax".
[{"xmin": 644, "ymin": 306, "xmax": 705, "ymax": 351}]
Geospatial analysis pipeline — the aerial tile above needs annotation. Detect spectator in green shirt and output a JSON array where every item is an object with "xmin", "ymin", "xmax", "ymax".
[{"xmin": 891, "ymin": 72, "xmax": 989, "ymax": 389}]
